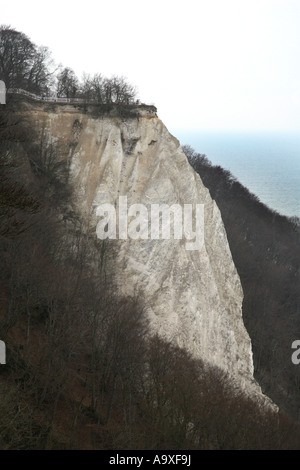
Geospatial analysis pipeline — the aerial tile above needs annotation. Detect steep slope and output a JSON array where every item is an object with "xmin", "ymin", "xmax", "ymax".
[
  {"xmin": 184, "ymin": 149, "xmax": 300, "ymax": 419},
  {"xmin": 28, "ymin": 102, "xmax": 272, "ymax": 404}
]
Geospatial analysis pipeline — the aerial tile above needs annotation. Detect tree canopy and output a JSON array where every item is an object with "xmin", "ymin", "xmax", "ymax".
[
  {"xmin": 0, "ymin": 25, "xmax": 138, "ymax": 105},
  {"xmin": 0, "ymin": 25, "xmax": 54, "ymax": 94}
]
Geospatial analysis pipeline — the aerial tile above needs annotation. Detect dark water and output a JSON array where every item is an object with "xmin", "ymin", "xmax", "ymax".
[{"xmin": 173, "ymin": 130, "xmax": 300, "ymax": 219}]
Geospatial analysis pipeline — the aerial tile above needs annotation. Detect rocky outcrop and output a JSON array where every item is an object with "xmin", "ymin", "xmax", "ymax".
[{"xmin": 29, "ymin": 103, "xmax": 273, "ymax": 405}]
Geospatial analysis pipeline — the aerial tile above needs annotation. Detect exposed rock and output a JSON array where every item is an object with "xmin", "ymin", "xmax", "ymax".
[{"xmin": 29, "ymin": 103, "xmax": 275, "ymax": 407}]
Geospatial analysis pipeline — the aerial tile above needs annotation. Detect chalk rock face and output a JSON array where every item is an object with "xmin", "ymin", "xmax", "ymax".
[{"xmin": 32, "ymin": 104, "xmax": 270, "ymax": 401}]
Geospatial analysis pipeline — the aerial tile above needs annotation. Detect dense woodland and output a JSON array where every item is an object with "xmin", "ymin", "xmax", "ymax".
[
  {"xmin": 183, "ymin": 145, "xmax": 300, "ymax": 421},
  {"xmin": 1, "ymin": 25, "xmax": 300, "ymax": 450}
]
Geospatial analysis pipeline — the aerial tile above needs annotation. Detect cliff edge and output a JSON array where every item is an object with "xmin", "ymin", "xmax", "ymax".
[{"xmin": 27, "ymin": 102, "xmax": 273, "ymax": 406}]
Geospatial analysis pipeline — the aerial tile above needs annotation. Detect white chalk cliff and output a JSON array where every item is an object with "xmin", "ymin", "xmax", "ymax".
[{"xmin": 30, "ymin": 103, "xmax": 273, "ymax": 404}]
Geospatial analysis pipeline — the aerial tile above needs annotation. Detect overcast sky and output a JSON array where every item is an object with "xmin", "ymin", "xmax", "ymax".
[{"xmin": 2, "ymin": 0, "xmax": 300, "ymax": 132}]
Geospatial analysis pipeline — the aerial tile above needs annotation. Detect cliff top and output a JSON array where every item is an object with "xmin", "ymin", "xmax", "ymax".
[{"xmin": 7, "ymin": 88, "xmax": 157, "ymax": 119}]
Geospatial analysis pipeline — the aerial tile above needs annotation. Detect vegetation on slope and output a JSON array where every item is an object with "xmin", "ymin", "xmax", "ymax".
[
  {"xmin": 0, "ymin": 92, "xmax": 300, "ymax": 451},
  {"xmin": 183, "ymin": 144, "xmax": 300, "ymax": 421}
]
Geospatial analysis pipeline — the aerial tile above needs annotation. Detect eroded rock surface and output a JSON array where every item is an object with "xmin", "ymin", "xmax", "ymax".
[{"xmin": 30, "ymin": 103, "xmax": 274, "ymax": 405}]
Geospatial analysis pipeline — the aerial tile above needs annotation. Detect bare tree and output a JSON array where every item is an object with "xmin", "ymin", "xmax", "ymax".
[
  {"xmin": 56, "ymin": 67, "xmax": 79, "ymax": 98},
  {"xmin": 81, "ymin": 73, "xmax": 105, "ymax": 103},
  {"xmin": 0, "ymin": 25, "xmax": 53, "ymax": 93},
  {"xmin": 102, "ymin": 76, "xmax": 137, "ymax": 105},
  {"xmin": 27, "ymin": 46, "xmax": 55, "ymax": 94}
]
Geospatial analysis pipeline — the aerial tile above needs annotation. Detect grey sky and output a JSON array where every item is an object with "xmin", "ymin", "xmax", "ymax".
[{"xmin": 2, "ymin": 0, "xmax": 300, "ymax": 132}]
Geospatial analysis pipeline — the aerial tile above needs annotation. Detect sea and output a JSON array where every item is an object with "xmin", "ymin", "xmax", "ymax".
[{"xmin": 172, "ymin": 130, "xmax": 300, "ymax": 219}]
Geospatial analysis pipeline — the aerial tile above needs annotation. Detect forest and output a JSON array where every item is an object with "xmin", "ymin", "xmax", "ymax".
[{"xmin": 183, "ymin": 144, "xmax": 300, "ymax": 421}]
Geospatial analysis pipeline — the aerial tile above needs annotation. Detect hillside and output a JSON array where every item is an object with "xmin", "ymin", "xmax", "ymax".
[
  {"xmin": 184, "ymin": 145, "xmax": 300, "ymax": 420},
  {"xmin": 0, "ymin": 95, "xmax": 299, "ymax": 449}
]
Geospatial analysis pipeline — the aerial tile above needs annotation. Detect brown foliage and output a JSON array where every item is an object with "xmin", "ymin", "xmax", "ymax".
[{"xmin": 183, "ymin": 144, "xmax": 300, "ymax": 421}]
